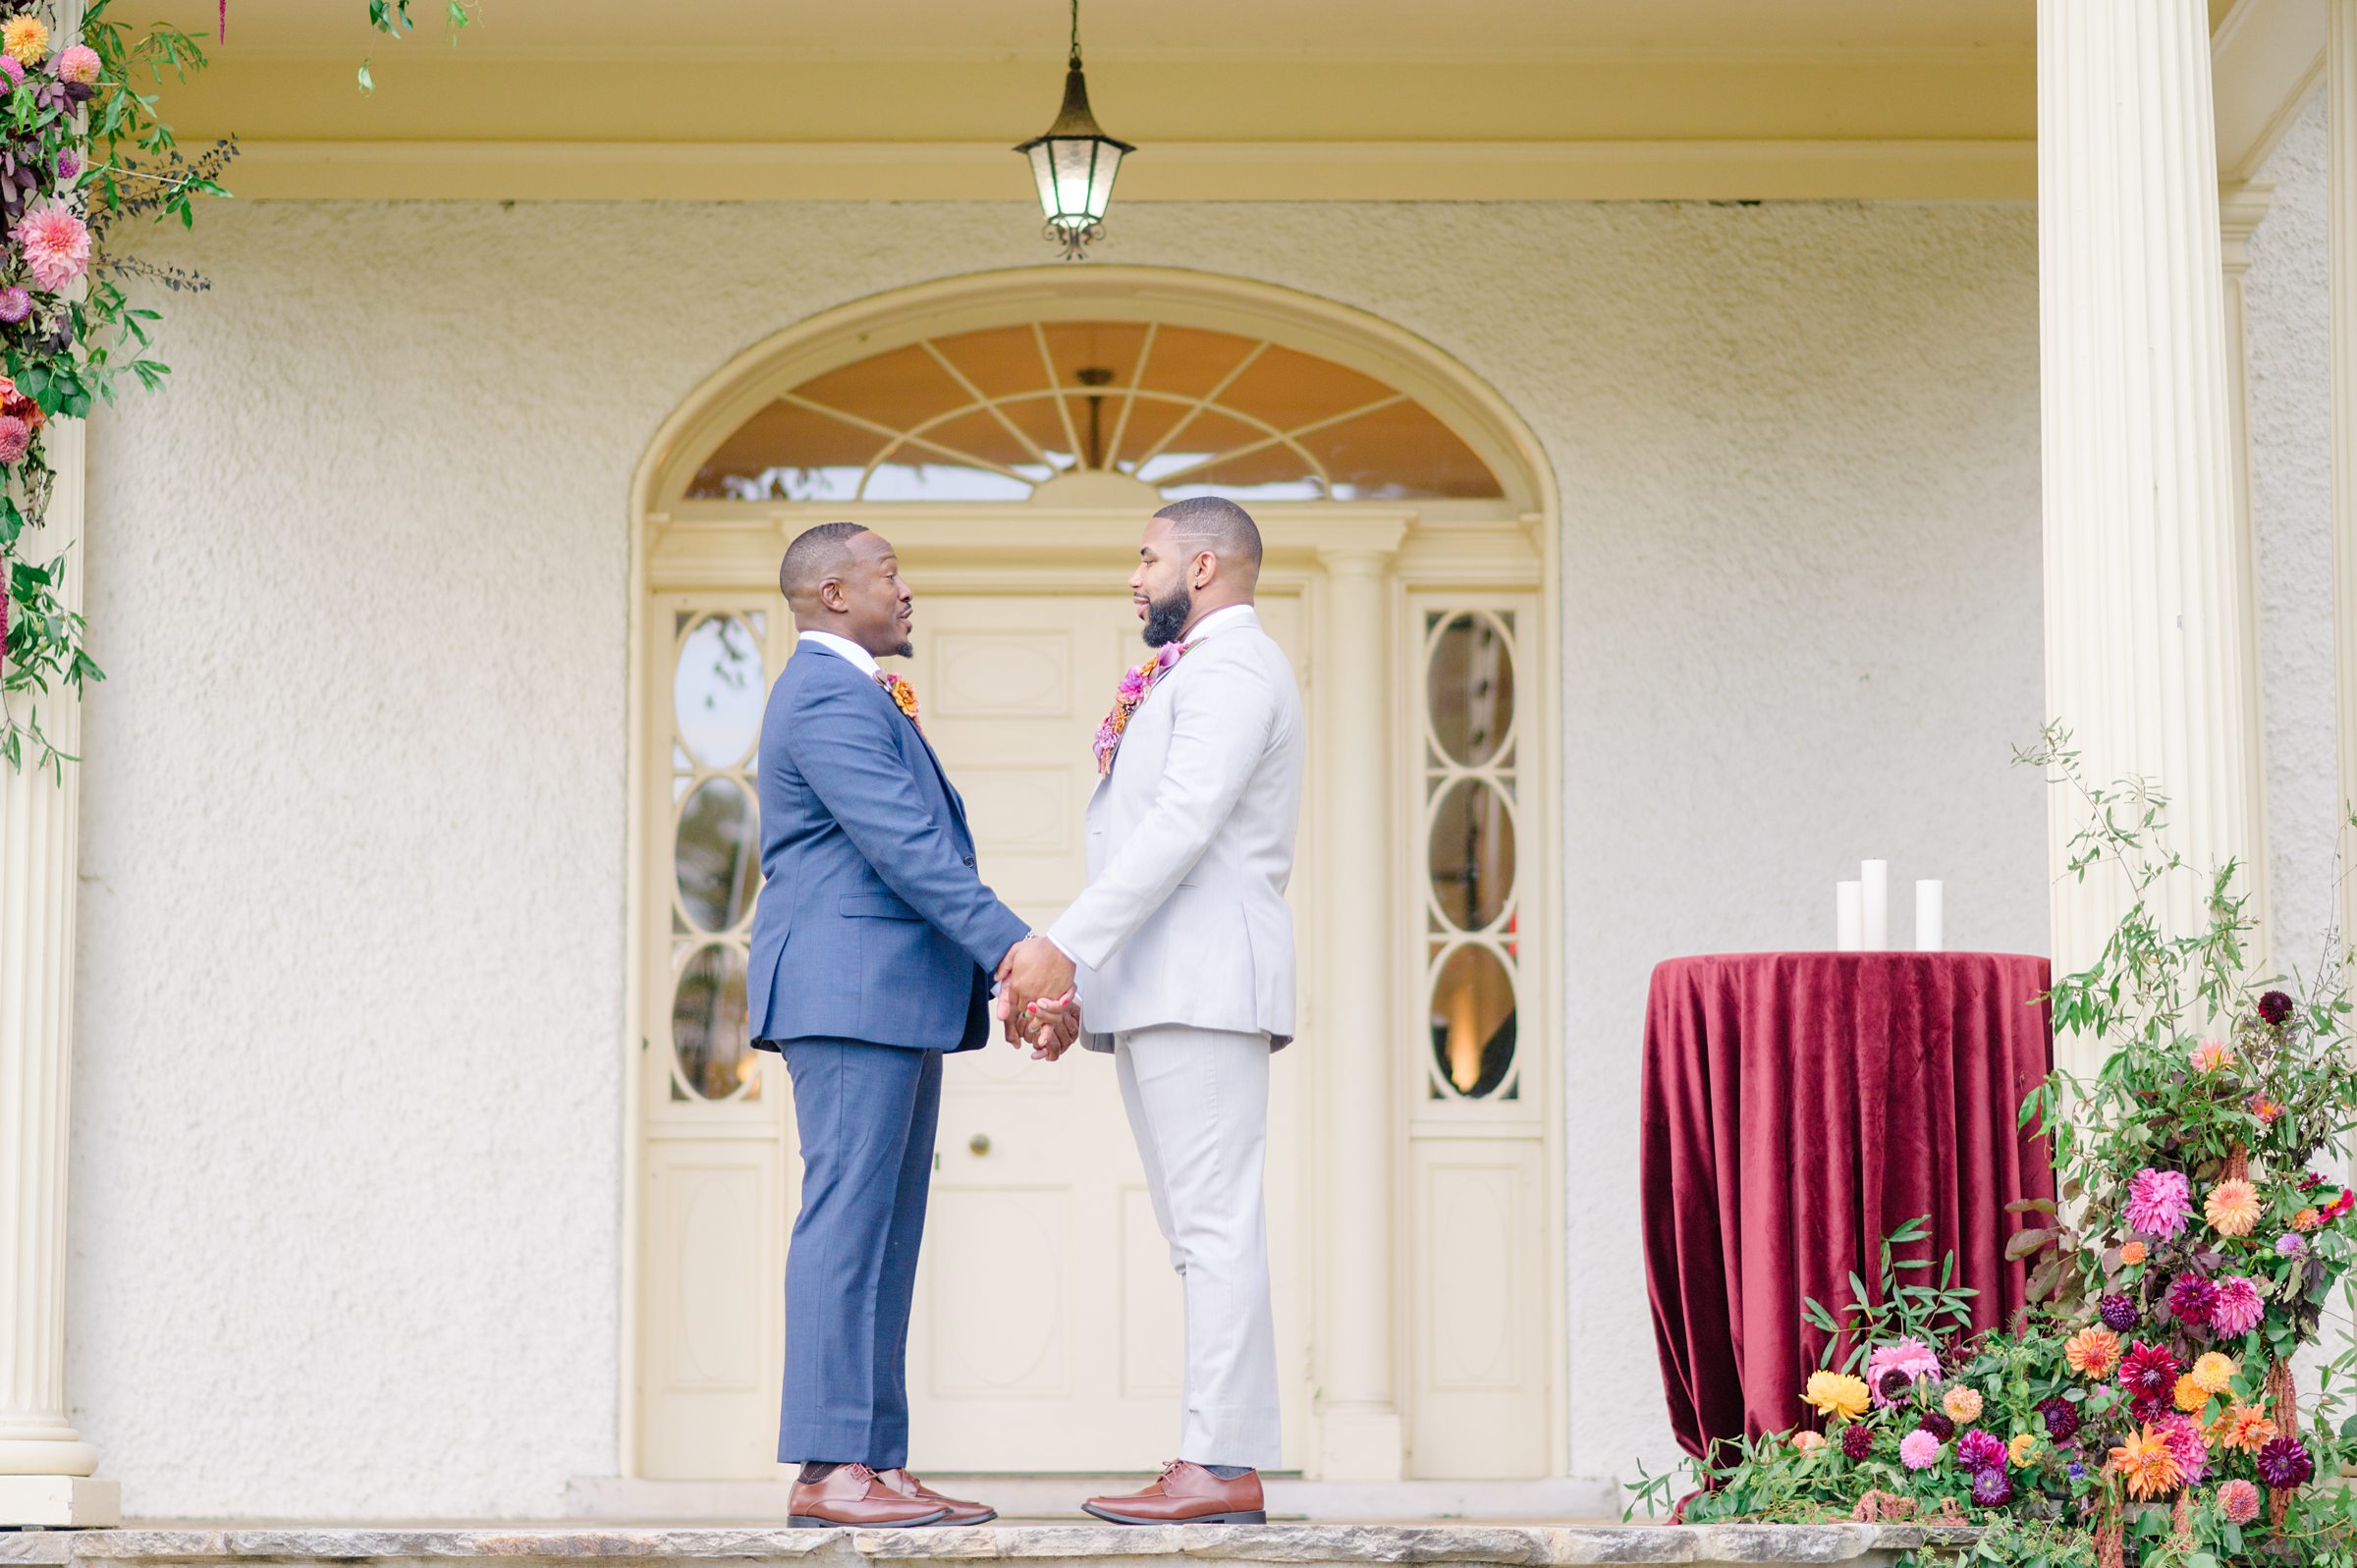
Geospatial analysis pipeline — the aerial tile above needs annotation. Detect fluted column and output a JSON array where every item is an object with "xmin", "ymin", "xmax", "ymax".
[
  {"xmin": 1313, "ymin": 545, "xmax": 1402, "ymax": 1480},
  {"xmin": 2037, "ymin": 0, "xmax": 2266, "ymax": 1058},
  {"xmin": 2220, "ymin": 180, "xmax": 2275, "ymax": 969},
  {"xmin": 1, "ymin": 0, "xmax": 113, "ymax": 1519},
  {"xmin": 2332, "ymin": 1, "xmax": 2357, "ymax": 968}
]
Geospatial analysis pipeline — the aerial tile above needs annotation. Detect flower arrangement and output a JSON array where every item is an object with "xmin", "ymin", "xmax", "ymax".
[{"xmin": 1632, "ymin": 728, "xmax": 2357, "ymax": 1568}]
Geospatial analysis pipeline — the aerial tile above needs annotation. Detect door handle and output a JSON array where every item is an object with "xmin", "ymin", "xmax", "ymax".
[{"xmin": 968, "ymin": 1133, "xmax": 992, "ymax": 1157}]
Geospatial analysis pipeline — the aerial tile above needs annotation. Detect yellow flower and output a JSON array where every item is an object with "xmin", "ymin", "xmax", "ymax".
[
  {"xmin": 2065, "ymin": 1325, "xmax": 2121, "ymax": 1379},
  {"xmin": 2172, "ymin": 1373, "xmax": 2211, "ymax": 1414},
  {"xmin": 2108, "ymin": 1425, "xmax": 2187, "ymax": 1500},
  {"xmin": 2190, "ymin": 1352, "xmax": 2236, "ymax": 1395},
  {"xmin": 2008, "ymin": 1433, "xmax": 2039, "ymax": 1467},
  {"xmin": 1803, "ymin": 1370, "xmax": 1870, "ymax": 1422},
  {"xmin": 2, "ymin": 16, "xmax": 47, "ymax": 64},
  {"xmin": 1943, "ymin": 1385, "xmax": 1984, "ymax": 1424},
  {"xmin": 2206, "ymin": 1178, "xmax": 2263, "ymax": 1237},
  {"xmin": 2119, "ymin": 1241, "xmax": 2148, "ymax": 1267}
]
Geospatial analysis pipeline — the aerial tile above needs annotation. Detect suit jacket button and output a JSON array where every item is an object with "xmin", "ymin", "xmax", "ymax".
[{"xmin": 962, "ymin": 855, "xmax": 976, "ymax": 868}]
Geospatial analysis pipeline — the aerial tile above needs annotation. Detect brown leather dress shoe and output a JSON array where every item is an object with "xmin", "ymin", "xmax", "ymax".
[
  {"xmin": 1082, "ymin": 1461, "xmax": 1266, "ymax": 1525},
  {"xmin": 874, "ymin": 1468, "xmax": 998, "ymax": 1526},
  {"xmin": 788, "ymin": 1463, "xmax": 950, "ymax": 1528}
]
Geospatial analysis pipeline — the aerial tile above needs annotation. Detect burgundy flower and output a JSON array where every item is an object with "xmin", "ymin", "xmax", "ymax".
[
  {"xmin": 2118, "ymin": 1341, "xmax": 2181, "ymax": 1404},
  {"xmin": 2166, "ymin": 1272, "xmax": 2218, "ymax": 1328},
  {"xmin": 2301, "ymin": 1171, "xmax": 2327, "ymax": 1192},
  {"xmin": 2040, "ymin": 1397, "xmax": 2080, "ymax": 1443},
  {"xmin": 1878, "ymin": 1369, "xmax": 1912, "ymax": 1402},
  {"xmin": 2256, "ymin": 1435, "xmax": 2315, "ymax": 1489},
  {"xmin": 2259, "ymin": 990, "xmax": 2296, "ymax": 1026},
  {"xmin": 2099, "ymin": 1293, "xmax": 2139, "ymax": 1332},
  {"xmin": 1917, "ymin": 1409, "xmax": 1955, "ymax": 1440},
  {"xmin": 1971, "ymin": 1466, "xmax": 2014, "ymax": 1507},
  {"xmin": 1957, "ymin": 1429, "xmax": 2006, "ymax": 1473},
  {"xmin": 1840, "ymin": 1423, "xmax": 1875, "ymax": 1463}
]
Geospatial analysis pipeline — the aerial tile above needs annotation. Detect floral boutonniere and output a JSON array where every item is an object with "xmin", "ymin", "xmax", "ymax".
[
  {"xmin": 875, "ymin": 671, "xmax": 922, "ymax": 734},
  {"xmin": 1092, "ymin": 644, "xmax": 1188, "ymax": 777}
]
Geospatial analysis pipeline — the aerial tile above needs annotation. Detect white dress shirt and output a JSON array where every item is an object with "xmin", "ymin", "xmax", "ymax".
[{"xmin": 798, "ymin": 628, "xmax": 882, "ymax": 678}]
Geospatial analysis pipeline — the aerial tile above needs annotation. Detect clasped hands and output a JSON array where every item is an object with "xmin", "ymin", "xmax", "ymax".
[{"xmin": 994, "ymin": 936, "xmax": 1080, "ymax": 1060}]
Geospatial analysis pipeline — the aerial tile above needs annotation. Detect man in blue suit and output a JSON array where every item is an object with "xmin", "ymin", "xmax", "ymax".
[{"xmin": 747, "ymin": 521, "xmax": 1076, "ymax": 1528}]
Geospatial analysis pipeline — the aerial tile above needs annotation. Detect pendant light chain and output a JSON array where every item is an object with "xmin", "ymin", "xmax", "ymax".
[{"xmin": 1069, "ymin": 0, "xmax": 1082, "ymax": 69}]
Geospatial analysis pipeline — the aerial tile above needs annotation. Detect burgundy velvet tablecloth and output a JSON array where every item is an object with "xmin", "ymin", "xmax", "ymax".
[{"xmin": 1640, "ymin": 951, "xmax": 2056, "ymax": 1463}]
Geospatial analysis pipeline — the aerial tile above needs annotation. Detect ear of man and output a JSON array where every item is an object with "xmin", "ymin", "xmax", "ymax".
[{"xmin": 1152, "ymin": 495, "xmax": 1263, "ymax": 596}]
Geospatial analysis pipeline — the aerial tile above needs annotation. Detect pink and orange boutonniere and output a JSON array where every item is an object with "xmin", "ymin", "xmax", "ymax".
[
  {"xmin": 875, "ymin": 672, "xmax": 923, "ymax": 734},
  {"xmin": 1092, "ymin": 644, "xmax": 1189, "ymax": 777}
]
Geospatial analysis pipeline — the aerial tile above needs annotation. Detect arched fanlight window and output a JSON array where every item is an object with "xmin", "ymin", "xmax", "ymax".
[{"xmin": 685, "ymin": 320, "xmax": 1507, "ymax": 505}]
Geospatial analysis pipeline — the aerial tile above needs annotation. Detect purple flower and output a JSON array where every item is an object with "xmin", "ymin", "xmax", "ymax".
[
  {"xmin": 52, "ymin": 148, "xmax": 76, "ymax": 186},
  {"xmin": 2277, "ymin": 1233, "xmax": 2309, "ymax": 1258},
  {"xmin": 2167, "ymin": 1271, "xmax": 2219, "ymax": 1328},
  {"xmin": 1840, "ymin": 1423, "xmax": 1874, "ymax": 1462},
  {"xmin": 2040, "ymin": 1396, "xmax": 2081, "ymax": 1443},
  {"xmin": 1957, "ymin": 1429, "xmax": 2006, "ymax": 1473},
  {"xmin": 2099, "ymin": 1293, "xmax": 2139, "ymax": 1332},
  {"xmin": 2256, "ymin": 1435, "xmax": 2315, "ymax": 1488},
  {"xmin": 0, "ymin": 286, "xmax": 32, "ymax": 324},
  {"xmin": 1918, "ymin": 1409, "xmax": 1955, "ymax": 1439},
  {"xmin": 1970, "ymin": 1466, "xmax": 2014, "ymax": 1507},
  {"xmin": 2259, "ymin": 990, "xmax": 2296, "ymax": 1026},
  {"xmin": 2066, "ymin": 1461, "xmax": 2087, "ymax": 1482}
]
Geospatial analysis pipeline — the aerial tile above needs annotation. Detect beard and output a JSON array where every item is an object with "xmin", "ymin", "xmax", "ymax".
[
  {"xmin": 1141, "ymin": 583, "xmax": 1192, "ymax": 648},
  {"xmin": 893, "ymin": 635, "xmax": 914, "ymax": 659}
]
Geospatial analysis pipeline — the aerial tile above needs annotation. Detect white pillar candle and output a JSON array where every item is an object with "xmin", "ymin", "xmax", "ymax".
[
  {"xmin": 1836, "ymin": 882, "xmax": 1863, "ymax": 951},
  {"xmin": 1861, "ymin": 860, "xmax": 1890, "ymax": 949},
  {"xmin": 1915, "ymin": 880, "xmax": 1946, "ymax": 952}
]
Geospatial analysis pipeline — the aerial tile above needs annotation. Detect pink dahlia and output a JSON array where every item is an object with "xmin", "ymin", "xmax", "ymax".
[
  {"xmin": 2128, "ymin": 1167, "xmax": 2194, "ymax": 1238},
  {"xmin": 0, "ymin": 287, "xmax": 30, "ymax": 324},
  {"xmin": 2157, "ymin": 1413, "xmax": 2211, "ymax": 1485},
  {"xmin": 2118, "ymin": 1341, "xmax": 2182, "ymax": 1405},
  {"xmin": 2219, "ymin": 1478, "xmax": 2261, "ymax": 1525},
  {"xmin": 1898, "ymin": 1429, "xmax": 1942, "ymax": 1470},
  {"xmin": 15, "ymin": 204, "xmax": 85, "ymax": 292},
  {"xmin": 0, "ymin": 413, "xmax": 33, "ymax": 464},
  {"xmin": 2211, "ymin": 1275, "xmax": 2265, "ymax": 1338},
  {"xmin": 1866, "ymin": 1338, "xmax": 1942, "ymax": 1406},
  {"xmin": 0, "ymin": 56, "xmax": 26, "ymax": 88},
  {"xmin": 54, "ymin": 44, "xmax": 96, "ymax": 86}
]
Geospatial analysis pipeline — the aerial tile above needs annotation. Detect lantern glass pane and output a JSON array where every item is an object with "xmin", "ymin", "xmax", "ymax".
[
  {"xmin": 1084, "ymin": 144, "xmax": 1123, "ymax": 220},
  {"xmin": 1050, "ymin": 138, "xmax": 1098, "ymax": 223},
  {"xmin": 1024, "ymin": 143, "xmax": 1058, "ymax": 220}
]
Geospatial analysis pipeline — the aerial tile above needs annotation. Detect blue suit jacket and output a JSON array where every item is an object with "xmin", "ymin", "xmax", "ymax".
[{"xmin": 746, "ymin": 644, "xmax": 1031, "ymax": 1053}]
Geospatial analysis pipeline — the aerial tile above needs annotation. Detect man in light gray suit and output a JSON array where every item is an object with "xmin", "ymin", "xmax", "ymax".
[{"xmin": 998, "ymin": 496, "xmax": 1305, "ymax": 1526}]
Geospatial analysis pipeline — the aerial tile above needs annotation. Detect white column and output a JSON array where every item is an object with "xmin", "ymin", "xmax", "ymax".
[
  {"xmin": 0, "ymin": 409, "xmax": 115, "ymax": 1528},
  {"xmin": 2220, "ymin": 179, "xmax": 2275, "ymax": 969},
  {"xmin": 1313, "ymin": 545, "xmax": 1402, "ymax": 1480},
  {"xmin": 2037, "ymin": 0, "xmax": 2266, "ymax": 1050},
  {"xmin": 2332, "ymin": 1, "xmax": 2357, "ymax": 966},
  {"xmin": 1, "ymin": 1, "xmax": 112, "ymax": 1521}
]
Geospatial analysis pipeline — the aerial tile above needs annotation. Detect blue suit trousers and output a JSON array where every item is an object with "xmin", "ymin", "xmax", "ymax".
[{"xmin": 777, "ymin": 1038, "xmax": 942, "ymax": 1468}]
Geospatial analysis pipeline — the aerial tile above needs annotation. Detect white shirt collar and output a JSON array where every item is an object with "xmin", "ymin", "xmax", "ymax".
[
  {"xmin": 1180, "ymin": 603, "xmax": 1258, "ymax": 644},
  {"xmin": 797, "ymin": 629, "xmax": 882, "ymax": 679}
]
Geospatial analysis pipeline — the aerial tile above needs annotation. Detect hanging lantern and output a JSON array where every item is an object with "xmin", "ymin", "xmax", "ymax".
[{"xmin": 1014, "ymin": 0, "xmax": 1133, "ymax": 261}]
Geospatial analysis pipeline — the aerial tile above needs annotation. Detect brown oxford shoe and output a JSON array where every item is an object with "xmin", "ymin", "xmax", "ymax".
[
  {"xmin": 1081, "ymin": 1461, "xmax": 1266, "ymax": 1525},
  {"xmin": 874, "ymin": 1468, "xmax": 998, "ymax": 1526},
  {"xmin": 788, "ymin": 1463, "xmax": 950, "ymax": 1528}
]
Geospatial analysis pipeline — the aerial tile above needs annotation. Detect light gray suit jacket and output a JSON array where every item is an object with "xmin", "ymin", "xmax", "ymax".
[{"xmin": 1048, "ymin": 606, "xmax": 1306, "ymax": 1052}]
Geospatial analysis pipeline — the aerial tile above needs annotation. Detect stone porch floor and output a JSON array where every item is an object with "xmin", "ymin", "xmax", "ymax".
[{"xmin": 0, "ymin": 1525, "xmax": 1977, "ymax": 1568}]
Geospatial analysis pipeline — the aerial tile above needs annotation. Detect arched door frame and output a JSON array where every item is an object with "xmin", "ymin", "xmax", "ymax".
[{"xmin": 623, "ymin": 265, "xmax": 1565, "ymax": 1483}]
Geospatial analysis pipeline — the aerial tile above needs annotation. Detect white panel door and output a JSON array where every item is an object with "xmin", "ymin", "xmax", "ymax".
[{"xmin": 898, "ymin": 588, "xmax": 1310, "ymax": 1474}]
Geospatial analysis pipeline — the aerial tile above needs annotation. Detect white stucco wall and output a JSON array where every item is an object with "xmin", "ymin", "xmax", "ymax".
[
  {"xmin": 2243, "ymin": 88, "xmax": 2342, "ymax": 981},
  {"xmin": 70, "ymin": 197, "xmax": 2048, "ymax": 1517}
]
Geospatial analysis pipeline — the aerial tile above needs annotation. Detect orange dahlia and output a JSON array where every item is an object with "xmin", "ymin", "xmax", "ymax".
[
  {"xmin": 2108, "ymin": 1425, "xmax": 2187, "ymax": 1500},
  {"xmin": 2172, "ymin": 1373, "xmax": 2211, "ymax": 1414},
  {"xmin": 2065, "ymin": 1325, "xmax": 2122, "ymax": 1379},
  {"xmin": 1944, "ymin": 1385, "xmax": 1984, "ymax": 1424},
  {"xmin": 2008, "ymin": 1433, "xmax": 2039, "ymax": 1467},
  {"xmin": 2119, "ymin": 1241, "xmax": 2148, "ymax": 1266},
  {"xmin": 2296, "ymin": 1207, "xmax": 2323, "ymax": 1231},
  {"xmin": 2211, "ymin": 1400, "xmax": 2277, "ymax": 1454},
  {"xmin": 2206, "ymin": 1178, "xmax": 2263, "ymax": 1237},
  {"xmin": 2190, "ymin": 1352, "xmax": 2236, "ymax": 1395}
]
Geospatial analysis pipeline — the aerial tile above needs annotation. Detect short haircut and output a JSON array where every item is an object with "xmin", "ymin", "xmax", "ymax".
[
  {"xmin": 779, "ymin": 520, "xmax": 868, "ymax": 600},
  {"xmin": 1153, "ymin": 495, "xmax": 1263, "ymax": 569}
]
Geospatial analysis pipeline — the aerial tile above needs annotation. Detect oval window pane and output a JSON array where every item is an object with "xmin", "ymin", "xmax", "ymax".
[
  {"xmin": 1430, "ymin": 779, "xmax": 1516, "ymax": 931},
  {"xmin": 1430, "ymin": 945, "xmax": 1516, "ymax": 1099},
  {"xmin": 673, "ymin": 944, "xmax": 754, "ymax": 1101},
  {"xmin": 677, "ymin": 778, "xmax": 758, "ymax": 932},
  {"xmin": 674, "ymin": 617, "xmax": 766, "ymax": 768},
  {"xmin": 1428, "ymin": 614, "xmax": 1513, "ymax": 766}
]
